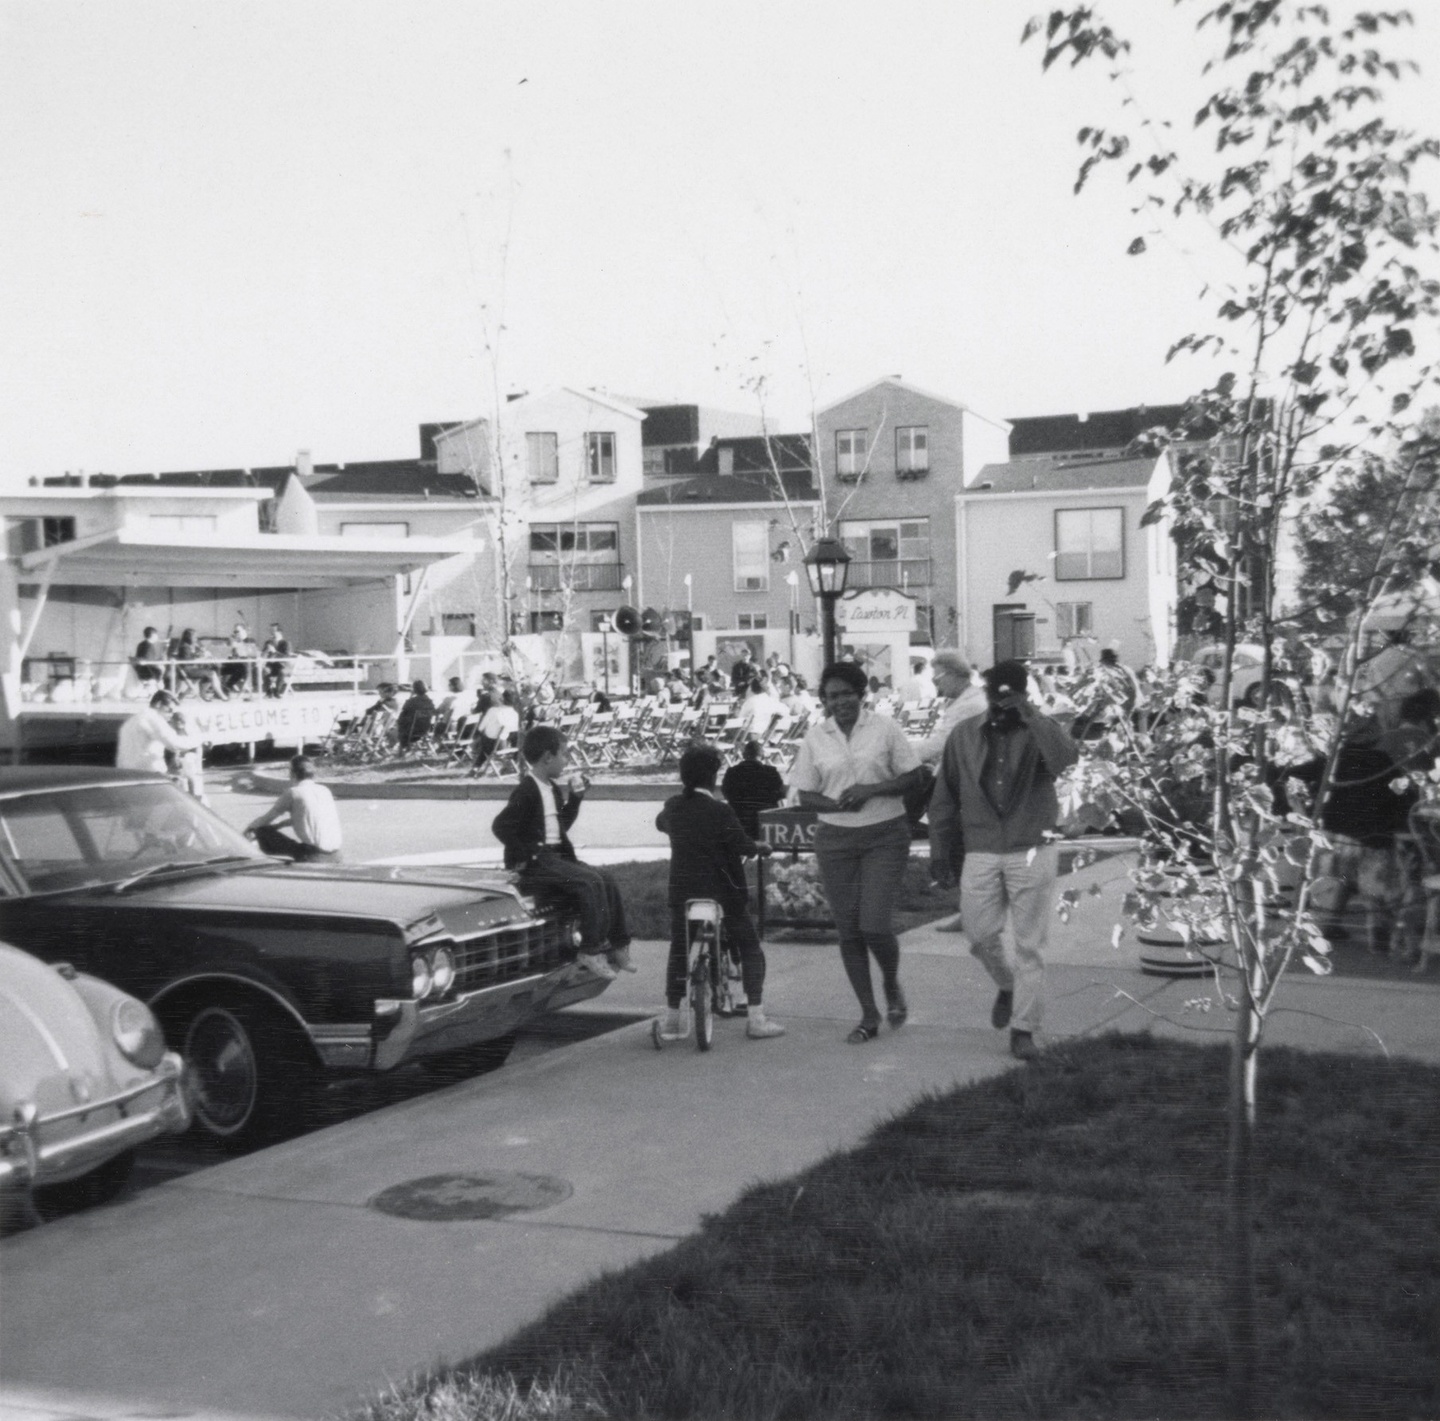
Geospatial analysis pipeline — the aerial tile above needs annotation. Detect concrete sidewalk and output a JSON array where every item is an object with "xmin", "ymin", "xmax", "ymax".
[{"xmin": 3, "ymin": 860, "xmax": 1437, "ymax": 1421}]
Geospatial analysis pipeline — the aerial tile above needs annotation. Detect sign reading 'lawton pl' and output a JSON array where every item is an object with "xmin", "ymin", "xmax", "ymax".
[{"xmin": 835, "ymin": 588, "xmax": 917, "ymax": 633}]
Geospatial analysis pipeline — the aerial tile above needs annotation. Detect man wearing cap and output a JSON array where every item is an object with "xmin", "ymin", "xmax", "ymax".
[{"xmin": 928, "ymin": 660, "xmax": 1078, "ymax": 1061}]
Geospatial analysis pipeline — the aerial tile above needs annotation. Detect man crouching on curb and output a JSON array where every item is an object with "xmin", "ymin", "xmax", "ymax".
[
  {"xmin": 493, "ymin": 725, "xmax": 635, "ymax": 980},
  {"xmin": 929, "ymin": 660, "xmax": 1078, "ymax": 1061}
]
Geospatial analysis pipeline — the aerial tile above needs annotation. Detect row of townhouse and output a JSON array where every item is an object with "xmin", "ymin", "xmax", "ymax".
[{"xmin": 11, "ymin": 379, "xmax": 1194, "ymax": 693}]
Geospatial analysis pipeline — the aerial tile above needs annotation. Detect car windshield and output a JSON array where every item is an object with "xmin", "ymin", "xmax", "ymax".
[{"xmin": 0, "ymin": 781, "xmax": 263, "ymax": 894}]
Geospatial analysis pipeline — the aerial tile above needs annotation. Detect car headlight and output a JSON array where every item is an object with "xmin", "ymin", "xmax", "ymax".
[
  {"xmin": 410, "ymin": 953, "xmax": 434, "ymax": 1000},
  {"xmin": 112, "ymin": 998, "xmax": 166, "ymax": 1070},
  {"xmin": 430, "ymin": 945, "xmax": 456, "ymax": 995}
]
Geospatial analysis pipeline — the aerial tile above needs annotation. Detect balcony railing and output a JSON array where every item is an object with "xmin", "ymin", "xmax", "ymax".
[
  {"xmin": 528, "ymin": 562, "xmax": 626, "ymax": 592},
  {"xmin": 845, "ymin": 559, "xmax": 932, "ymax": 589}
]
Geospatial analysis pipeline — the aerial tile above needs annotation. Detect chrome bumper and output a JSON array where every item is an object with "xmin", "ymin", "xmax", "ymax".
[
  {"xmin": 366, "ymin": 960, "xmax": 612, "ymax": 1071},
  {"xmin": 0, "ymin": 1054, "xmax": 190, "ymax": 1194}
]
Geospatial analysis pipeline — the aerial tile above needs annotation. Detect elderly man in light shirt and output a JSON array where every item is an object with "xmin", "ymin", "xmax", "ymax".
[
  {"xmin": 913, "ymin": 651, "xmax": 987, "ymax": 931},
  {"xmin": 915, "ymin": 652, "xmax": 987, "ymax": 765}
]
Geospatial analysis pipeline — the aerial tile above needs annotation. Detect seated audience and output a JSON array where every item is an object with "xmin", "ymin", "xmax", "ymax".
[
  {"xmin": 721, "ymin": 739, "xmax": 787, "ymax": 837},
  {"xmin": 395, "ymin": 680, "xmax": 436, "ymax": 751},
  {"xmin": 473, "ymin": 689, "xmax": 521, "ymax": 769},
  {"xmin": 134, "ymin": 626, "xmax": 166, "ymax": 689}
]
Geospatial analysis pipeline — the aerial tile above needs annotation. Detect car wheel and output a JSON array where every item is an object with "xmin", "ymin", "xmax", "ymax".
[
  {"xmin": 1242, "ymin": 680, "xmax": 1298, "ymax": 712},
  {"xmin": 177, "ymin": 1000, "xmax": 314, "ymax": 1151},
  {"xmin": 31, "ymin": 1149, "xmax": 136, "ymax": 1220},
  {"xmin": 419, "ymin": 1032, "xmax": 517, "ymax": 1085}
]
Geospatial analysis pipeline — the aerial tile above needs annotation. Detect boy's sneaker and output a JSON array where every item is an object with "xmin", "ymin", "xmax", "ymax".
[
  {"xmin": 608, "ymin": 945, "xmax": 637, "ymax": 973},
  {"xmin": 656, "ymin": 1007, "xmax": 687, "ymax": 1041},
  {"xmin": 746, "ymin": 1017, "xmax": 786, "ymax": 1039},
  {"xmin": 576, "ymin": 953, "xmax": 618, "ymax": 981}
]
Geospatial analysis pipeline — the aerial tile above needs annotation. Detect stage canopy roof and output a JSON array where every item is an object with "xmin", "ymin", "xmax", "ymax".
[{"xmin": 16, "ymin": 530, "xmax": 475, "ymax": 589}]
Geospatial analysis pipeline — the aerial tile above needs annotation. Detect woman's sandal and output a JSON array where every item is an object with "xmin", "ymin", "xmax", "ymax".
[
  {"xmin": 846, "ymin": 1021, "xmax": 881, "ymax": 1044},
  {"xmin": 886, "ymin": 986, "xmax": 908, "ymax": 1029}
]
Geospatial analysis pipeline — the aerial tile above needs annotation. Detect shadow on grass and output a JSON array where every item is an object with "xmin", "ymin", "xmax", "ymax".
[{"xmin": 353, "ymin": 1036, "xmax": 1440, "ymax": 1421}]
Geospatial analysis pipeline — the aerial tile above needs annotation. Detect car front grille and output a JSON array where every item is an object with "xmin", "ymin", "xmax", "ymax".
[{"xmin": 451, "ymin": 916, "xmax": 576, "ymax": 994}]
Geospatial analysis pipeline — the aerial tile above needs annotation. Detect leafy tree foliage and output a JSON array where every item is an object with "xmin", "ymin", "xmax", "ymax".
[{"xmin": 1025, "ymin": 5, "xmax": 1440, "ymax": 1412}]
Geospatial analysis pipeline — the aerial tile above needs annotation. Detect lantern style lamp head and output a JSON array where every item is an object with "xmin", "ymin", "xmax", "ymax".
[{"xmin": 803, "ymin": 537, "xmax": 851, "ymax": 598}]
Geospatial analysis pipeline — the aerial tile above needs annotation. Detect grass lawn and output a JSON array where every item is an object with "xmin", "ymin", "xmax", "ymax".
[
  {"xmin": 355, "ymin": 1036, "xmax": 1440, "ymax": 1421},
  {"xmin": 603, "ymin": 854, "xmax": 957, "ymax": 942}
]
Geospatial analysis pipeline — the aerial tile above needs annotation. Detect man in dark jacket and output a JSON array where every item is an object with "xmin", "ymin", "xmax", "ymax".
[
  {"xmin": 930, "ymin": 660, "xmax": 1078, "ymax": 1061},
  {"xmin": 721, "ymin": 739, "xmax": 787, "ymax": 837},
  {"xmin": 492, "ymin": 725, "xmax": 632, "ymax": 978},
  {"xmin": 655, "ymin": 744, "xmax": 782, "ymax": 1040}
]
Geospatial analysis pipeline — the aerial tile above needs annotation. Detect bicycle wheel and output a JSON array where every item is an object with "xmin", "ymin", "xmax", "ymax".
[
  {"xmin": 715, "ymin": 933, "xmax": 745, "ymax": 1017},
  {"xmin": 690, "ymin": 927, "xmax": 714, "ymax": 1052}
]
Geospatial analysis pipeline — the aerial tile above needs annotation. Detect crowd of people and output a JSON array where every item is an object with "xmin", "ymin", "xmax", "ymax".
[
  {"xmin": 114, "ymin": 621, "xmax": 1440, "ymax": 1047},
  {"xmin": 479, "ymin": 651, "xmax": 1075, "ymax": 1061}
]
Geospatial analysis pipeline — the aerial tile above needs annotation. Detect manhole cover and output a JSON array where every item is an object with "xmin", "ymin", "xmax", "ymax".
[{"xmin": 370, "ymin": 1172, "xmax": 572, "ymax": 1221}]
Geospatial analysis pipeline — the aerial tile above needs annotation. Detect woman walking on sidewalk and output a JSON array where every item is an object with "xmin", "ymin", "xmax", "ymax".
[{"xmin": 789, "ymin": 661, "xmax": 925, "ymax": 1043}]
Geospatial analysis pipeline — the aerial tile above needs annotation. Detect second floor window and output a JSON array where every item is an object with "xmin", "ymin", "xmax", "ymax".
[
  {"xmin": 526, "ymin": 432, "xmax": 558, "ymax": 484},
  {"xmin": 733, "ymin": 521, "xmax": 770, "ymax": 592},
  {"xmin": 839, "ymin": 518, "xmax": 931, "ymax": 587},
  {"xmin": 529, "ymin": 523, "xmax": 619, "ymax": 562},
  {"xmin": 738, "ymin": 612, "xmax": 768, "ymax": 630},
  {"xmin": 439, "ymin": 612, "xmax": 477, "ymax": 638},
  {"xmin": 586, "ymin": 432, "xmax": 616, "ymax": 482},
  {"xmin": 1055, "ymin": 508, "xmax": 1125, "ymax": 580},
  {"xmin": 896, "ymin": 426, "xmax": 928, "ymax": 475},
  {"xmin": 836, "ymin": 429, "xmax": 866, "ymax": 479}
]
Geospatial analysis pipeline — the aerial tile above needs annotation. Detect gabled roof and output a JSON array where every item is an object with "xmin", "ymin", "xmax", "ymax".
[
  {"xmin": 964, "ymin": 456, "xmax": 1160, "ymax": 495},
  {"xmin": 434, "ymin": 387, "xmax": 647, "ymax": 437},
  {"xmin": 251, "ymin": 461, "xmax": 484, "ymax": 502},
  {"xmin": 1006, "ymin": 405, "xmax": 1188, "ymax": 457},
  {"xmin": 637, "ymin": 469, "xmax": 818, "ymax": 506},
  {"xmin": 693, "ymin": 433, "xmax": 813, "ymax": 478},
  {"xmin": 818, "ymin": 376, "xmax": 1010, "ymax": 429}
]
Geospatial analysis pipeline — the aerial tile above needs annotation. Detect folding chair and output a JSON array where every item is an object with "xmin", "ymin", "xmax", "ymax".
[{"xmin": 473, "ymin": 730, "xmax": 522, "ymax": 779}]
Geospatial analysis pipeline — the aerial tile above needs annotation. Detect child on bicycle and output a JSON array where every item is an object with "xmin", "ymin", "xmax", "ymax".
[{"xmin": 654, "ymin": 743, "xmax": 783, "ymax": 1040}]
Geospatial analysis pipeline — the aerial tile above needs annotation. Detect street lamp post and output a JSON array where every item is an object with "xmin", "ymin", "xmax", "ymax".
[
  {"xmin": 621, "ymin": 574, "xmax": 634, "ymax": 694},
  {"xmin": 683, "ymin": 573, "xmax": 694, "ymax": 669},
  {"xmin": 785, "ymin": 569, "xmax": 799, "ymax": 667},
  {"xmin": 804, "ymin": 537, "xmax": 852, "ymax": 668}
]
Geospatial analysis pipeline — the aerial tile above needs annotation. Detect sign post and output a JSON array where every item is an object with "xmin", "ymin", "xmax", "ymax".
[{"xmin": 756, "ymin": 807, "xmax": 834, "ymax": 935}]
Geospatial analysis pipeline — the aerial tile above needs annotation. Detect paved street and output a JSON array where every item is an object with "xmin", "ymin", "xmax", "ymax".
[{"xmin": 203, "ymin": 770, "xmax": 669, "ymax": 865}]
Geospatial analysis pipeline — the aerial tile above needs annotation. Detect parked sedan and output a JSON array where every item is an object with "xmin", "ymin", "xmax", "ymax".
[
  {"xmin": 1, "ymin": 941, "xmax": 188, "ymax": 1219},
  {"xmin": 1191, "ymin": 642, "xmax": 1308, "ymax": 711},
  {"xmin": 0, "ymin": 768, "xmax": 600, "ymax": 1150}
]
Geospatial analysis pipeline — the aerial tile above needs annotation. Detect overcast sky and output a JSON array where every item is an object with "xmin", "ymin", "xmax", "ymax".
[{"xmin": 3, "ymin": 0, "xmax": 1438, "ymax": 483}]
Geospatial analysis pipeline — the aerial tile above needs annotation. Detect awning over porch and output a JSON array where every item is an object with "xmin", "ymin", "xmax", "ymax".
[{"xmin": 16, "ymin": 530, "xmax": 475, "ymax": 589}]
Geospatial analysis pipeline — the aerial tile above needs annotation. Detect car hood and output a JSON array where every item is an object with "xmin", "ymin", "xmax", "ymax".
[
  {"xmin": 72, "ymin": 861, "xmax": 536, "ymax": 938},
  {"xmin": 0, "ymin": 942, "xmax": 113, "ymax": 1118}
]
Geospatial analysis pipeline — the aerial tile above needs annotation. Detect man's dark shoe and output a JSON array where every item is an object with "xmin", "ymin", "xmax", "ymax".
[
  {"xmin": 1009, "ymin": 1030, "xmax": 1038, "ymax": 1062},
  {"xmin": 991, "ymin": 989, "xmax": 1014, "ymax": 1030}
]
